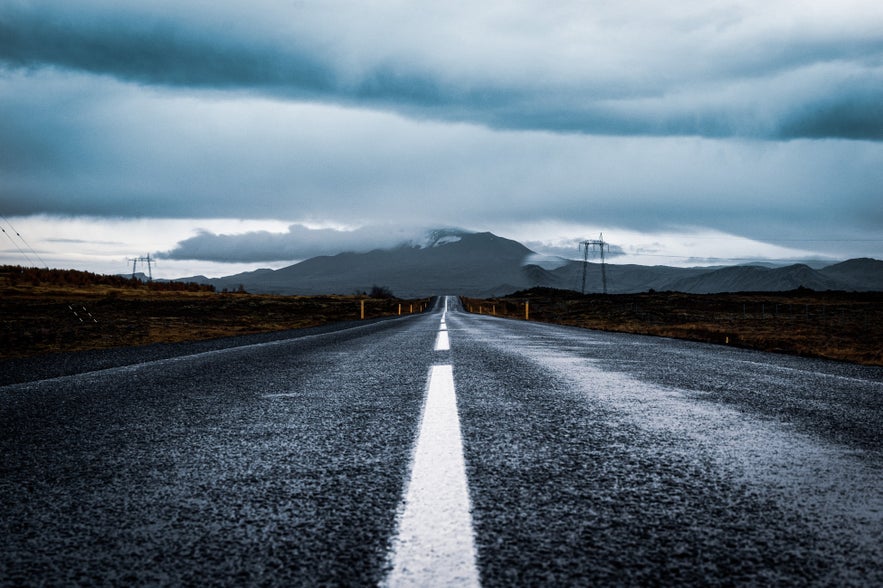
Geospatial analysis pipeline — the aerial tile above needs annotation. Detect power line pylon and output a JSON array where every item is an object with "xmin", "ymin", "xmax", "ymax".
[
  {"xmin": 580, "ymin": 233, "xmax": 608, "ymax": 294},
  {"xmin": 127, "ymin": 254, "xmax": 154, "ymax": 281}
]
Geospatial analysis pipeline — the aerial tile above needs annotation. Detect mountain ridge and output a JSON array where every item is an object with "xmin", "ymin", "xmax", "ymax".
[{"xmin": 173, "ymin": 231, "xmax": 883, "ymax": 296}]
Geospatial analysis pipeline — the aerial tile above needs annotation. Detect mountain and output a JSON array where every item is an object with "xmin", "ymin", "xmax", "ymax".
[
  {"xmin": 180, "ymin": 231, "xmax": 883, "ymax": 296},
  {"xmin": 664, "ymin": 264, "xmax": 845, "ymax": 294},
  {"xmin": 201, "ymin": 231, "xmax": 537, "ymax": 297},
  {"xmin": 818, "ymin": 258, "xmax": 883, "ymax": 291},
  {"xmin": 541, "ymin": 262, "xmax": 709, "ymax": 294}
]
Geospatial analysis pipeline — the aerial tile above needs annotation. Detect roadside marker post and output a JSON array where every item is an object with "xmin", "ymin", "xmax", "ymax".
[
  {"xmin": 361, "ymin": 299, "xmax": 365, "ymax": 319},
  {"xmin": 525, "ymin": 301, "xmax": 530, "ymax": 320}
]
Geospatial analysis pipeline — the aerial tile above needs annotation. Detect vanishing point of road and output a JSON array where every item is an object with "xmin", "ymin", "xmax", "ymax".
[{"xmin": 1, "ymin": 296, "xmax": 881, "ymax": 586}]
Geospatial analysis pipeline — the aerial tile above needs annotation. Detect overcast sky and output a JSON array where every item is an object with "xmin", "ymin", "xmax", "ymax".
[{"xmin": 1, "ymin": 0, "xmax": 881, "ymax": 277}]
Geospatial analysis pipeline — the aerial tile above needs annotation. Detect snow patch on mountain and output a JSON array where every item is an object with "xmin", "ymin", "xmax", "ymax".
[{"xmin": 416, "ymin": 228, "xmax": 472, "ymax": 249}]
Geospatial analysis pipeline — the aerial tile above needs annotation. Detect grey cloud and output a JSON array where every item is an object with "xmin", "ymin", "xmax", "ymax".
[
  {"xmin": 2, "ymin": 2, "xmax": 882, "ymax": 140},
  {"xmin": 1, "ymin": 2, "xmax": 881, "ymax": 265},
  {"xmin": 524, "ymin": 243, "xmax": 627, "ymax": 262},
  {"xmin": 778, "ymin": 86, "xmax": 883, "ymax": 141},
  {"xmin": 0, "ymin": 113, "xmax": 65, "ymax": 173},
  {"xmin": 161, "ymin": 224, "xmax": 637, "ymax": 265},
  {"xmin": 0, "ymin": 3, "xmax": 489, "ymax": 114},
  {"xmin": 2, "ymin": 69, "xmax": 880, "ymax": 250},
  {"xmin": 0, "ymin": 7, "xmax": 331, "ymax": 93},
  {"xmin": 157, "ymin": 224, "xmax": 457, "ymax": 262}
]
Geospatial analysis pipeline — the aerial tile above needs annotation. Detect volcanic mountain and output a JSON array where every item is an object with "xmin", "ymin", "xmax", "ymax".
[{"xmin": 177, "ymin": 231, "xmax": 883, "ymax": 297}]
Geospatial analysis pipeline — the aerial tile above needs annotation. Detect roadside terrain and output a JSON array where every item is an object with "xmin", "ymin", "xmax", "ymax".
[
  {"xmin": 3, "ymin": 266, "xmax": 880, "ymax": 366},
  {"xmin": 0, "ymin": 266, "xmax": 429, "ymax": 359},
  {"xmin": 462, "ymin": 288, "xmax": 883, "ymax": 366}
]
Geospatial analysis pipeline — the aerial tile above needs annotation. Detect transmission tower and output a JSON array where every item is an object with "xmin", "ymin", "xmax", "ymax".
[
  {"xmin": 580, "ymin": 233, "xmax": 609, "ymax": 295},
  {"xmin": 127, "ymin": 254, "xmax": 154, "ymax": 281}
]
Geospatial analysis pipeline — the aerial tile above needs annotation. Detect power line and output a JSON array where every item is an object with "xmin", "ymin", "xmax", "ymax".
[
  {"xmin": 0, "ymin": 216, "xmax": 49, "ymax": 268},
  {"xmin": 1, "ymin": 225, "xmax": 33, "ymax": 266}
]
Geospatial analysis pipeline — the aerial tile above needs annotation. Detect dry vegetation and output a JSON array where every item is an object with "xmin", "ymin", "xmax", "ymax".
[
  {"xmin": 0, "ymin": 266, "xmax": 430, "ymax": 358},
  {"xmin": 462, "ymin": 287, "xmax": 883, "ymax": 366}
]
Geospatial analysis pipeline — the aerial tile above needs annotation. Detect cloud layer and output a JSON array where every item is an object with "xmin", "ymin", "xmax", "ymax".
[
  {"xmin": 1, "ymin": 1, "xmax": 882, "ymax": 269},
  {"xmin": 158, "ymin": 224, "xmax": 461, "ymax": 262},
  {"xmin": 2, "ymin": 1, "xmax": 882, "ymax": 140}
]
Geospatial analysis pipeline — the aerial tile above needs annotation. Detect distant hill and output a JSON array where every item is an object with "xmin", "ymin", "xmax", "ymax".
[
  {"xmin": 818, "ymin": 258, "xmax": 883, "ymax": 291},
  {"xmin": 174, "ymin": 231, "xmax": 883, "ymax": 296},
  {"xmin": 664, "ymin": 264, "xmax": 845, "ymax": 294}
]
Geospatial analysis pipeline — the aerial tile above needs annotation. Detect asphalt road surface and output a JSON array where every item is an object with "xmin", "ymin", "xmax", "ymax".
[{"xmin": 2, "ymin": 296, "xmax": 881, "ymax": 586}]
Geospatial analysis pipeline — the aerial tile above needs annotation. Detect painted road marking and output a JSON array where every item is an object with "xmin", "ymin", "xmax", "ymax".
[
  {"xmin": 385, "ymin": 365, "xmax": 480, "ymax": 588},
  {"xmin": 434, "ymin": 330, "xmax": 450, "ymax": 351}
]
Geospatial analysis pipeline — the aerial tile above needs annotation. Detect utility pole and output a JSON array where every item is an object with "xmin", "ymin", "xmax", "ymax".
[
  {"xmin": 579, "ymin": 233, "xmax": 609, "ymax": 294},
  {"xmin": 127, "ymin": 254, "xmax": 154, "ymax": 281}
]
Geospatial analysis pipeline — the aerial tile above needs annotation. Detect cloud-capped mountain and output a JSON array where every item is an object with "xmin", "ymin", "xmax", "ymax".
[{"xmin": 177, "ymin": 231, "xmax": 883, "ymax": 297}]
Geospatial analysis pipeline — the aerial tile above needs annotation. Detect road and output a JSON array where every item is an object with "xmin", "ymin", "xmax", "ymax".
[{"xmin": 1, "ymin": 296, "xmax": 881, "ymax": 586}]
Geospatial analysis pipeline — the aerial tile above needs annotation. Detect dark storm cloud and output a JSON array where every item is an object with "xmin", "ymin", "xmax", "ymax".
[
  {"xmin": 2, "ymin": 69, "xmax": 880, "ymax": 250},
  {"xmin": 778, "ymin": 86, "xmax": 883, "ymax": 141},
  {"xmin": 0, "ymin": 3, "xmax": 485, "ymax": 120},
  {"xmin": 0, "ymin": 6, "xmax": 331, "ymax": 93},
  {"xmin": 2, "ymin": 2, "xmax": 882, "ymax": 140}
]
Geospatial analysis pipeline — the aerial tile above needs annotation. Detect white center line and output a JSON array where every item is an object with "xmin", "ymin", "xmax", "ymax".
[
  {"xmin": 385, "ymin": 365, "xmax": 480, "ymax": 587},
  {"xmin": 434, "ymin": 330, "xmax": 450, "ymax": 351}
]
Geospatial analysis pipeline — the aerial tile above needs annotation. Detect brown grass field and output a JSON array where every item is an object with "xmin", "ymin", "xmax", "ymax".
[
  {"xmin": 0, "ymin": 266, "xmax": 430, "ymax": 359},
  {"xmin": 462, "ymin": 288, "xmax": 883, "ymax": 366},
  {"xmin": 3, "ymin": 266, "xmax": 881, "ymax": 366}
]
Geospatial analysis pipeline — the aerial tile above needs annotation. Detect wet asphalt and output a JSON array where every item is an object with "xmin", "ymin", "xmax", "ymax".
[{"xmin": 2, "ymin": 297, "xmax": 882, "ymax": 586}]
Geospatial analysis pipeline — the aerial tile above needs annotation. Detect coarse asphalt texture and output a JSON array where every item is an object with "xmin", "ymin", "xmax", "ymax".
[{"xmin": 1, "ymin": 296, "xmax": 881, "ymax": 586}]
